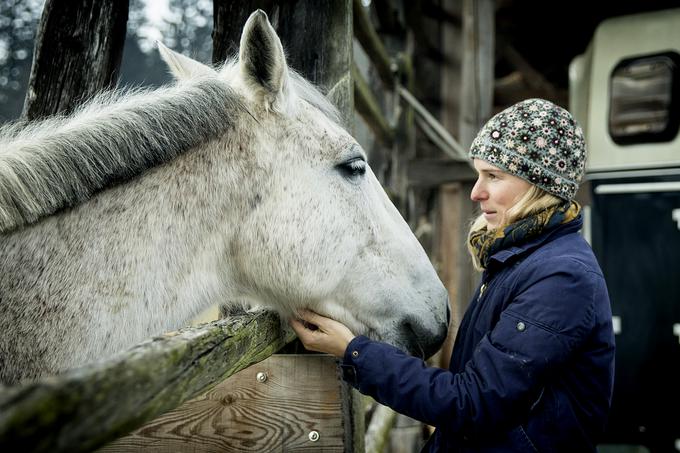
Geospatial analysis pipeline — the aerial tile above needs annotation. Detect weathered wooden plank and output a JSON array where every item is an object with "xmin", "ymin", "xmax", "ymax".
[
  {"xmin": 212, "ymin": 0, "xmax": 276, "ymax": 64},
  {"xmin": 459, "ymin": 0, "xmax": 494, "ymax": 148},
  {"xmin": 23, "ymin": 0, "xmax": 128, "ymax": 120},
  {"xmin": 434, "ymin": 183, "xmax": 476, "ymax": 370},
  {"xmin": 407, "ymin": 159, "xmax": 476, "ymax": 188},
  {"xmin": 0, "ymin": 311, "xmax": 295, "ymax": 453},
  {"xmin": 279, "ymin": 0, "xmax": 354, "ymax": 128},
  {"xmin": 353, "ymin": 0, "xmax": 395, "ymax": 90},
  {"xmin": 99, "ymin": 355, "xmax": 344, "ymax": 452},
  {"xmin": 353, "ymin": 63, "xmax": 395, "ymax": 146}
]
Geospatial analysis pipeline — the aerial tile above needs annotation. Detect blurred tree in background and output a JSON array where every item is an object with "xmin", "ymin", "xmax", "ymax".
[
  {"xmin": 0, "ymin": 0, "xmax": 42, "ymax": 122},
  {"xmin": 0, "ymin": 0, "xmax": 213, "ymax": 123}
]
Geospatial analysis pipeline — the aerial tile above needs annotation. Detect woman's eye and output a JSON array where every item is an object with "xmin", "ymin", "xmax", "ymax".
[{"xmin": 338, "ymin": 158, "xmax": 367, "ymax": 179}]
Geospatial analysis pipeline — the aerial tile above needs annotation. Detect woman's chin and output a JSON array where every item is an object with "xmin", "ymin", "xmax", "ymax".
[{"xmin": 483, "ymin": 212, "xmax": 498, "ymax": 227}]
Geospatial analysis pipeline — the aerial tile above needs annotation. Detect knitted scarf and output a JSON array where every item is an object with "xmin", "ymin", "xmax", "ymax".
[{"xmin": 469, "ymin": 201, "xmax": 581, "ymax": 270}]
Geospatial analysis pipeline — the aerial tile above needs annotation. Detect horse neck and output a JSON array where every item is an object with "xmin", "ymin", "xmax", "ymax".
[
  {"xmin": 131, "ymin": 118, "xmax": 265, "ymax": 296},
  {"xmin": 68, "ymin": 114, "xmax": 267, "ymax": 329}
]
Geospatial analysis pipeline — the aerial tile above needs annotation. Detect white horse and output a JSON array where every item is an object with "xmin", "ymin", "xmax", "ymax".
[{"xmin": 0, "ymin": 10, "xmax": 448, "ymax": 385}]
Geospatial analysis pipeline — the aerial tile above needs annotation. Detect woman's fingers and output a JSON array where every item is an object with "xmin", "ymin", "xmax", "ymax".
[
  {"xmin": 295, "ymin": 309, "xmax": 328, "ymax": 328},
  {"xmin": 289, "ymin": 310, "xmax": 356, "ymax": 358}
]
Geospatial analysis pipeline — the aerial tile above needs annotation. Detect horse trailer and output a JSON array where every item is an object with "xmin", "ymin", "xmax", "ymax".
[{"xmin": 570, "ymin": 8, "xmax": 680, "ymax": 453}]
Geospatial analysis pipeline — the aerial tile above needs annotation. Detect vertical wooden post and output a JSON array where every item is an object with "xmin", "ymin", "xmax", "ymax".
[
  {"xmin": 436, "ymin": 182, "xmax": 476, "ymax": 365},
  {"xmin": 275, "ymin": 1, "xmax": 354, "ymax": 129},
  {"xmin": 212, "ymin": 1, "xmax": 275, "ymax": 64},
  {"xmin": 436, "ymin": 0, "xmax": 494, "ymax": 368},
  {"xmin": 213, "ymin": 1, "xmax": 353, "ymax": 130},
  {"xmin": 459, "ymin": 0, "xmax": 494, "ymax": 148},
  {"xmin": 22, "ymin": 0, "xmax": 129, "ymax": 120},
  {"xmin": 457, "ymin": 0, "xmax": 495, "ymax": 337}
]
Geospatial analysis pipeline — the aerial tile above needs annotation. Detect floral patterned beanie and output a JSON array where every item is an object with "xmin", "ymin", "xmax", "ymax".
[{"xmin": 469, "ymin": 98, "xmax": 586, "ymax": 201}]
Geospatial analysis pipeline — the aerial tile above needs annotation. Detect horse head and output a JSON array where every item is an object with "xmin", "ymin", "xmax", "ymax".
[{"xmin": 159, "ymin": 11, "xmax": 449, "ymax": 358}]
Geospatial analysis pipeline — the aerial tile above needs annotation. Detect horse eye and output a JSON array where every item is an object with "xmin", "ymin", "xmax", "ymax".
[{"xmin": 338, "ymin": 158, "xmax": 366, "ymax": 179}]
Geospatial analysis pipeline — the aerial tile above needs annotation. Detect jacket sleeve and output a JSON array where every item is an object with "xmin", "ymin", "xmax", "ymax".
[{"xmin": 341, "ymin": 257, "xmax": 602, "ymax": 437}]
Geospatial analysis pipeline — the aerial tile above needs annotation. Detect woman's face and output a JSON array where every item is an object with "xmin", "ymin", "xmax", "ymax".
[{"xmin": 470, "ymin": 159, "xmax": 532, "ymax": 229}]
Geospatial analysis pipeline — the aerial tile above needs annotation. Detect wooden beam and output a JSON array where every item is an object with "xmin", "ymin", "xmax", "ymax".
[
  {"xmin": 435, "ymin": 183, "xmax": 478, "ymax": 370},
  {"xmin": 372, "ymin": 0, "xmax": 404, "ymax": 35},
  {"xmin": 212, "ymin": 1, "xmax": 276, "ymax": 64},
  {"xmin": 494, "ymin": 70, "xmax": 568, "ymax": 108},
  {"xmin": 353, "ymin": 0, "xmax": 395, "ymax": 90},
  {"xmin": 277, "ymin": 1, "xmax": 354, "ymax": 128},
  {"xmin": 23, "ymin": 0, "xmax": 128, "ymax": 120},
  {"xmin": 446, "ymin": 0, "xmax": 493, "ymax": 343},
  {"xmin": 459, "ymin": 0, "xmax": 494, "ymax": 148},
  {"xmin": 499, "ymin": 42, "xmax": 558, "ymax": 99},
  {"xmin": 353, "ymin": 63, "xmax": 395, "ymax": 146},
  {"xmin": 407, "ymin": 159, "xmax": 477, "ymax": 188},
  {"xmin": 0, "ymin": 311, "xmax": 295, "ymax": 453}
]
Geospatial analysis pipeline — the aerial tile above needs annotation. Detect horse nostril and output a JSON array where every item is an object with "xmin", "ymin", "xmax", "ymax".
[
  {"xmin": 400, "ymin": 320, "xmax": 422, "ymax": 357},
  {"xmin": 400, "ymin": 315, "xmax": 449, "ymax": 360}
]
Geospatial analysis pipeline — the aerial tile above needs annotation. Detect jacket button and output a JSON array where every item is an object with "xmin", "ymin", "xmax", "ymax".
[
  {"xmin": 516, "ymin": 321, "xmax": 526, "ymax": 332},
  {"xmin": 352, "ymin": 350, "xmax": 359, "ymax": 358}
]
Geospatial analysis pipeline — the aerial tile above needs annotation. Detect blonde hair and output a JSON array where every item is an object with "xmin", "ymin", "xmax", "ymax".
[{"xmin": 466, "ymin": 186, "xmax": 563, "ymax": 271}]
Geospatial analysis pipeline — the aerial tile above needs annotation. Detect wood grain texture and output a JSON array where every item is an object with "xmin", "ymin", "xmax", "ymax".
[
  {"xmin": 0, "ymin": 311, "xmax": 295, "ymax": 453},
  {"xmin": 353, "ymin": 63, "xmax": 395, "ymax": 146},
  {"xmin": 23, "ymin": 0, "xmax": 128, "ymax": 120},
  {"xmin": 407, "ymin": 159, "xmax": 477, "ymax": 188},
  {"xmin": 353, "ymin": 0, "xmax": 394, "ymax": 90},
  {"xmin": 100, "ymin": 355, "xmax": 344, "ymax": 452}
]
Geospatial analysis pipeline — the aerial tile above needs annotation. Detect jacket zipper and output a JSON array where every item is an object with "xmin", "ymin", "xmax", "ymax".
[{"xmin": 478, "ymin": 282, "xmax": 487, "ymax": 300}]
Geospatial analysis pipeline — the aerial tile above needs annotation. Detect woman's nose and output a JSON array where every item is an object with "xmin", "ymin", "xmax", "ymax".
[{"xmin": 470, "ymin": 180, "xmax": 487, "ymax": 201}]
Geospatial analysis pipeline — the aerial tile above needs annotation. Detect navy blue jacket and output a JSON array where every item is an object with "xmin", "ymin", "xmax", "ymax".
[{"xmin": 340, "ymin": 216, "xmax": 615, "ymax": 452}]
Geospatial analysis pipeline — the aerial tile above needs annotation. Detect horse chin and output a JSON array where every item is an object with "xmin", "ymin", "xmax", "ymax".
[{"xmin": 379, "ymin": 317, "xmax": 449, "ymax": 360}]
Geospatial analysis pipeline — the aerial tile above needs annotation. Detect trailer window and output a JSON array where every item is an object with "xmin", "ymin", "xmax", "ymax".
[{"xmin": 609, "ymin": 52, "xmax": 680, "ymax": 145}]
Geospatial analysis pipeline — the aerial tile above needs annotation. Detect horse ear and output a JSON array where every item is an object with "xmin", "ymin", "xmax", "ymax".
[
  {"xmin": 157, "ymin": 42, "xmax": 216, "ymax": 80},
  {"xmin": 239, "ymin": 9, "xmax": 289, "ymax": 109}
]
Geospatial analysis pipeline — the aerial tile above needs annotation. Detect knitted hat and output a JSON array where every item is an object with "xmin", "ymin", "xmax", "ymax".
[{"xmin": 469, "ymin": 98, "xmax": 586, "ymax": 201}]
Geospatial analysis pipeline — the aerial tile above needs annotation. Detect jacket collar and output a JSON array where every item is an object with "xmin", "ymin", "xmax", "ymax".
[{"xmin": 486, "ymin": 214, "xmax": 584, "ymax": 270}]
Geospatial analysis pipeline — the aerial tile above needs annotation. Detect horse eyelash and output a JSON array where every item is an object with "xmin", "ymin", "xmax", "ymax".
[{"xmin": 338, "ymin": 158, "xmax": 366, "ymax": 178}]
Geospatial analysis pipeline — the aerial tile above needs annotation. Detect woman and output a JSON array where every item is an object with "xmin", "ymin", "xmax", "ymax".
[{"xmin": 291, "ymin": 98, "xmax": 615, "ymax": 452}]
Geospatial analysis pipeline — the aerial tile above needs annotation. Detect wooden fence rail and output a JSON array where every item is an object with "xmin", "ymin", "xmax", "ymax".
[{"xmin": 0, "ymin": 310, "xmax": 295, "ymax": 453}]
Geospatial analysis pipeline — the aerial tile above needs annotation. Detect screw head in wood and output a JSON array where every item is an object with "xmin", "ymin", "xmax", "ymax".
[
  {"xmin": 256, "ymin": 372, "xmax": 267, "ymax": 383},
  {"xmin": 308, "ymin": 430, "xmax": 320, "ymax": 442}
]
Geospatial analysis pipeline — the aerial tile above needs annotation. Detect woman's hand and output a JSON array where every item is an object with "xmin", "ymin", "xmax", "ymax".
[{"xmin": 289, "ymin": 310, "xmax": 356, "ymax": 358}]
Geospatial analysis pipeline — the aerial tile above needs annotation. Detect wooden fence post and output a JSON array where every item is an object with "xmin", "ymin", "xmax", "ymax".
[{"xmin": 22, "ymin": 0, "xmax": 128, "ymax": 120}]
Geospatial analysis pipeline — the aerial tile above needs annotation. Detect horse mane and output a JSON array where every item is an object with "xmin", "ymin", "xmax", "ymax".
[
  {"xmin": 0, "ymin": 76, "xmax": 243, "ymax": 234},
  {"xmin": 0, "ymin": 55, "xmax": 341, "ymax": 235}
]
